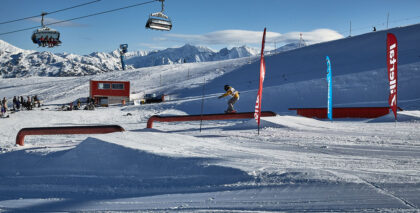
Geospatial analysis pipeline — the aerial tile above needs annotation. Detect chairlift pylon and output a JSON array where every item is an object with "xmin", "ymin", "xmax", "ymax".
[
  {"xmin": 119, "ymin": 44, "xmax": 128, "ymax": 70},
  {"xmin": 31, "ymin": 12, "xmax": 61, "ymax": 48},
  {"xmin": 145, "ymin": 0, "xmax": 172, "ymax": 31}
]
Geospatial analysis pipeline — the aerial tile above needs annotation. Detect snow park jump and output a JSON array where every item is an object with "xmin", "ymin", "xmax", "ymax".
[
  {"xmin": 16, "ymin": 125, "xmax": 125, "ymax": 146},
  {"xmin": 147, "ymin": 111, "xmax": 277, "ymax": 129}
]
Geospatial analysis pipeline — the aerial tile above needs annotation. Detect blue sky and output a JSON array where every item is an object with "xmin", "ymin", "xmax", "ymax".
[{"xmin": 1, "ymin": 0, "xmax": 420, "ymax": 55}]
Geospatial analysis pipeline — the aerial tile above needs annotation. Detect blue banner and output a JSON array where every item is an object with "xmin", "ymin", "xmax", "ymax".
[{"xmin": 326, "ymin": 56, "xmax": 332, "ymax": 120}]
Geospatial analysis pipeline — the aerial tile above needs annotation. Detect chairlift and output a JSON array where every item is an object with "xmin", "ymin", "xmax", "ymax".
[
  {"xmin": 145, "ymin": 0, "xmax": 172, "ymax": 31},
  {"xmin": 120, "ymin": 44, "xmax": 128, "ymax": 54},
  {"xmin": 31, "ymin": 13, "xmax": 61, "ymax": 48}
]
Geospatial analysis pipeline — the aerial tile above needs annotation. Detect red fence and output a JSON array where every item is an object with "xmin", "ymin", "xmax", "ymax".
[
  {"xmin": 16, "ymin": 125, "xmax": 125, "ymax": 146},
  {"xmin": 288, "ymin": 107, "xmax": 392, "ymax": 119},
  {"xmin": 147, "ymin": 111, "xmax": 277, "ymax": 128}
]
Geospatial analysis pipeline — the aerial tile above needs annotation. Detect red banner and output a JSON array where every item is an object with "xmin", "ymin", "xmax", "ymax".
[
  {"xmin": 386, "ymin": 33, "xmax": 398, "ymax": 120},
  {"xmin": 254, "ymin": 28, "xmax": 267, "ymax": 126}
]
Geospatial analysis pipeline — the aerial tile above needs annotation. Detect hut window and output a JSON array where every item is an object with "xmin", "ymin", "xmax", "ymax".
[
  {"xmin": 98, "ymin": 83, "xmax": 111, "ymax": 89},
  {"xmin": 112, "ymin": 83, "xmax": 124, "ymax": 90}
]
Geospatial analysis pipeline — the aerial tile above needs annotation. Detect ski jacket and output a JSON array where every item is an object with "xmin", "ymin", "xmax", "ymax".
[{"xmin": 220, "ymin": 86, "xmax": 239, "ymax": 99}]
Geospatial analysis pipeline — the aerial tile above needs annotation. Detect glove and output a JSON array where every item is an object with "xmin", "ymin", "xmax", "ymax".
[{"xmin": 218, "ymin": 95, "xmax": 223, "ymax": 99}]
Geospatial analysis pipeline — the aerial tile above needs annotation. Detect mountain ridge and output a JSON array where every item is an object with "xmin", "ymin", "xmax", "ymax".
[{"xmin": 0, "ymin": 40, "xmax": 298, "ymax": 78}]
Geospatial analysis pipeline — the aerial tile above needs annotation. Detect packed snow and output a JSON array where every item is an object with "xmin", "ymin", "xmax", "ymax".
[{"xmin": 0, "ymin": 24, "xmax": 420, "ymax": 212}]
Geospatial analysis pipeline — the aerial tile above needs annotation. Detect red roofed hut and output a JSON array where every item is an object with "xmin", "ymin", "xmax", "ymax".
[{"xmin": 90, "ymin": 80, "xmax": 130, "ymax": 106}]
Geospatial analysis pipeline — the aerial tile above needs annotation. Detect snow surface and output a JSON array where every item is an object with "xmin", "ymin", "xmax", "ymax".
[{"xmin": 0, "ymin": 24, "xmax": 420, "ymax": 212}]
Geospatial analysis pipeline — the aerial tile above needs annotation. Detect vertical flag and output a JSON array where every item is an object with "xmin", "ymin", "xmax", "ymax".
[
  {"xmin": 254, "ymin": 28, "xmax": 267, "ymax": 133},
  {"xmin": 326, "ymin": 56, "xmax": 332, "ymax": 121},
  {"xmin": 387, "ymin": 33, "xmax": 398, "ymax": 120}
]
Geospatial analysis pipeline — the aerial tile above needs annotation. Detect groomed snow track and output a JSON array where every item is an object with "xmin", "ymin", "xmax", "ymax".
[
  {"xmin": 16, "ymin": 125, "xmax": 125, "ymax": 146},
  {"xmin": 147, "ymin": 111, "xmax": 277, "ymax": 128}
]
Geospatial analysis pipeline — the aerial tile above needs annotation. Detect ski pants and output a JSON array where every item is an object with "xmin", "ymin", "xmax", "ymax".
[{"xmin": 227, "ymin": 96, "xmax": 239, "ymax": 112}]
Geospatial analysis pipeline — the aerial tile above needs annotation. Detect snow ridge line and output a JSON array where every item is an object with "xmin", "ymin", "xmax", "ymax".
[
  {"xmin": 359, "ymin": 177, "xmax": 418, "ymax": 209},
  {"xmin": 329, "ymin": 170, "xmax": 417, "ymax": 209}
]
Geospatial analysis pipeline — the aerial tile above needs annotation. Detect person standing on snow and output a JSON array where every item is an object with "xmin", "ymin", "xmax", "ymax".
[
  {"xmin": 16, "ymin": 97, "xmax": 20, "ymax": 110},
  {"xmin": 27, "ymin": 96, "xmax": 32, "ymax": 110},
  {"xmin": 12, "ymin": 96, "xmax": 17, "ymax": 111},
  {"xmin": 31, "ymin": 96, "xmax": 35, "ymax": 108},
  {"xmin": 77, "ymin": 99, "xmax": 81, "ymax": 109},
  {"xmin": 20, "ymin": 96, "xmax": 24, "ymax": 109},
  {"xmin": 1, "ymin": 97, "xmax": 8, "ymax": 117},
  {"xmin": 218, "ymin": 85, "xmax": 240, "ymax": 113},
  {"xmin": 34, "ymin": 95, "xmax": 40, "ymax": 108}
]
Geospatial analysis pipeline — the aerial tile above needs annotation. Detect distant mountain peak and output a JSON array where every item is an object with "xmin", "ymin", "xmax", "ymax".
[{"xmin": 125, "ymin": 44, "xmax": 258, "ymax": 68}]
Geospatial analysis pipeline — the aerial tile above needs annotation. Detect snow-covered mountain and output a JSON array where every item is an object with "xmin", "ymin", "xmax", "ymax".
[
  {"xmin": 0, "ymin": 39, "xmax": 29, "ymax": 53},
  {"xmin": 0, "ymin": 41, "xmax": 258, "ymax": 78},
  {"xmin": 0, "ymin": 40, "xmax": 125, "ymax": 78},
  {"xmin": 211, "ymin": 45, "xmax": 259, "ymax": 61},
  {"xmin": 125, "ymin": 44, "xmax": 214, "ymax": 68},
  {"xmin": 125, "ymin": 44, "xmax": 258, "ymax": 68}
]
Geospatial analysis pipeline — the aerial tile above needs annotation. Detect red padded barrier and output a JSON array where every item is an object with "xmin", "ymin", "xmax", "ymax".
[
  {"xmin": 147, "ymin": 111, "xmax": 277, "ymax": 128},
  {"xmin": 16, "ymin": 125, "xmax": 125, "ymax": 146},
  {"xmin": 288, "ymin": 107, "xmax": 392, "ymax": 119}
]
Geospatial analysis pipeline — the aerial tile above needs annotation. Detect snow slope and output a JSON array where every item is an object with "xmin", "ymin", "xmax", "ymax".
[
  {"xmin": 0, "ymin": 24, "xmax": 420, "ymax": 212},
  {"xmin": 173, "ymin": 23, "xmax": 420, "ymax": 114}
]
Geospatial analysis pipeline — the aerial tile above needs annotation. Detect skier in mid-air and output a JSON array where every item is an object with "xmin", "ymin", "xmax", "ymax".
[{"xmin": 218, "ymin": 85, "xmax": 240, "ymax": 113}]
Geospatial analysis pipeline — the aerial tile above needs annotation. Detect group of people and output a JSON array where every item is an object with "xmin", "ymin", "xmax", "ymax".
[
  {"xmin": 61, "ymin": 97, "xmax": 96, "ymax": 111},
  {"xmin": 16, "ymin": 95, "xmax": 41, "ymax": 110},
  {"xmin": 36, "ymin": 36, "xmax": 61, "ymax": 48},
  {"xmin": 0, "ymin": 95, "xmax": 42, "ymax": 118}
]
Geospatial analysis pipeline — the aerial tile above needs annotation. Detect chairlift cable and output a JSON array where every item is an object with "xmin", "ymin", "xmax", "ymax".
[
  {"xmin": 48, "ymin": 0, "xmax": 157, "ymax": 26},
  {"xmin": 0, "ymin": 26, "xmax": 41, "ymax": 36},
  {"xmin": 43, "ymin": 0, "xmax": 101, "ymax": 17},
  {"xmin": 0, "ymin": 0, "xmax": 157, "ymax": 36},
  {"xmin": 0, "ymin": 0, "xmax": 101, "ymax": 25}
]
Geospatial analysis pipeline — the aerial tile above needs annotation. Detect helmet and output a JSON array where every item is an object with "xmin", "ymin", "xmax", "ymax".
[{"xmin": 224, "ymin": 85, "xmax": 230, "ymax": 91}]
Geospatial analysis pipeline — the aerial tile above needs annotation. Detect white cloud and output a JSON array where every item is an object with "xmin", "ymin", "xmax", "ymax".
[
  {"xmin": 274, "ymin": 29, "xmax": 344, "ymax": 44},
  {"xmin": 159, "ymin": 29, "xmax": 344, "ymax": 47}
]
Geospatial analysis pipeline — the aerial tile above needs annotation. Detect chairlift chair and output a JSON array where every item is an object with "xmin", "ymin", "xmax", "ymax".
[
  {"xmin": 145, "ymin": 0, "xmax": 172, "ymax": 31},
  {"xmin": 31, "ymin": 13, "xmax": 61, "ymax": 47},
  {"xmin": 31, "ymin": 27, "xmax": 61, "ymax": 46}
]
